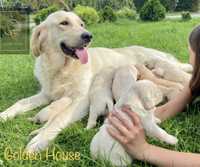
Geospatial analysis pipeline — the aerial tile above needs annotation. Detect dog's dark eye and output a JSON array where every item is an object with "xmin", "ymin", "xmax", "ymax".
[
  {"xmin": 60, "ymin": 21, "xmax": 69, "ymax": 26},
  {"xmin": 81, "ymin": 23, "xmax": 84, "ymax": 27}
]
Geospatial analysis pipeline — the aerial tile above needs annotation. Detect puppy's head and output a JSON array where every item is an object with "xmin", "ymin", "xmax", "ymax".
[{"xmin": 31, "ymin": 11, "xmax": 92, "ymax": 64}]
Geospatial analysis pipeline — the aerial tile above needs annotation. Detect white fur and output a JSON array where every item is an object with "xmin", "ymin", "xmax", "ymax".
[
  {"xmin": 86, "ymin": 67, "xmax": 115, "ymax": 129},
  {"xmin": 90, "ymin": 66, "xmax": 178, "ymax": 166}
]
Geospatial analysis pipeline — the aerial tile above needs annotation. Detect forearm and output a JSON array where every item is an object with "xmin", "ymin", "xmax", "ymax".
[
  {"xmin": 156, "ymin": 84, "xmax": 192, "ymax": 121},
  {"xmin": 142, "ymin": 144, "xmax": 200, "ymax": 167}
]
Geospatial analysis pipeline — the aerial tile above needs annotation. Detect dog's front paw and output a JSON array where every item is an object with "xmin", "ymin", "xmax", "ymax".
[
  {"xmin": 25, "ymin": 133, "xmax": 49, "ymax": 153},
  {"xmin": 28, "ymin": 116, "xmax": 45, "ymax": 124},
  {"xmin": 29, "ymin": 128, "xmax": 43, "ymax": 137},
  {"xmin": 0, "ymin": 112, "xmax": 9, "ymax": 121}
]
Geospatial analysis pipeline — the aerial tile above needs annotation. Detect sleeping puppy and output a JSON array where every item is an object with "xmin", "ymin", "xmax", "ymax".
[
  {"xmin": 86, "ymin": 67, "xmax": 115, "ymax": 129},
  {"xmin": 144, "ymin": 58, "xmax": 191, "ymax": 85},
  {"xmin": 135, "ymin": 64, "xmax": 183, "ymax": 100},
  {"xmin": 90, "ymin": 66, "xmax": 178, "ymax": 166}
]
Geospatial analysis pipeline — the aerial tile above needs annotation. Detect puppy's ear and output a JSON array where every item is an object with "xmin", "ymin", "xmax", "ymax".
[{"xmin": 31, "ymin": 24, "xmax": 47, "ymax": 57}]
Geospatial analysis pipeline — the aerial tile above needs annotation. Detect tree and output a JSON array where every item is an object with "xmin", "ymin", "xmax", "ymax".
[
  {"xmin": 176, "ymin": 0, "xmax": 199, "ymax": 12},
  {"xmin": 134, "ymin": 0, "xmax": 147, "ymax": 11},
  {"xmin": 160, "ymin": 0, "xmax": 177, "ymax": 11}
]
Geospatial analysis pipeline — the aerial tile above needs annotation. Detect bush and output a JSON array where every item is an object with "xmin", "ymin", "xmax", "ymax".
[
  {"xmin": 67, "ymin": 0, "xmax": 135, "ymax": 10},
  {"xmin": 100, "ymin": 6, "xmax": 117, "ymax": 22},
  {"xmin": 74, "ymin": 5, "xmax": 99, "ymax": 25},
  {"xmin": 0, "ymin": 14, "xmax": 16, "ymax": 38},
  {"xmin": 116, "ymin": 7, "xmax": 137, "ymax": 19},
  {"xmin": 66, "ymin": 0, "xmax": 135, "ymax": 11},
  {"xmin": 140, "ymin": 0, "xmax": 166, "ymax": 21},
  {"xmin": 33, "ymin": 5, "xmax": 59, "ymax": 25},
  {"xmin": 96, "ymin": 0, "xmax": 135, "ymax": 10},
  {"xmin": 181, "ymin": 11, "xmax": 192, "ymax": 21}
]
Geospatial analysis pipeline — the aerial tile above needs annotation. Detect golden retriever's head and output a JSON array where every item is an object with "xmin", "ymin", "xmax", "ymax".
[{"xmin": 31, "ymin": 11, "xmax": 92, "ymax": 64}]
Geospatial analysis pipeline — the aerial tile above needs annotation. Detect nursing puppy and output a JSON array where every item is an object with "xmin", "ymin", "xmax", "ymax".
[
  {"xmin": 90, "ymin": 66, "xmax": 178, "ymax": 166},
  {"xmin": 86, "ymin": 67, "xmax": 115, "ymax": 129},
  {"xmin": 135, "ymin": 64, "xmax": 183, "ymax": 100},
  {"xmin": 144, "ymin": 58, "xmax": 191, "ymax": 85}
]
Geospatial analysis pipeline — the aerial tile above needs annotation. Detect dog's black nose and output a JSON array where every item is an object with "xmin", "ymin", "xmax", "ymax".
[{"xmin": 81, "ymin": 32, "xmax": 93, "ymax": 42}]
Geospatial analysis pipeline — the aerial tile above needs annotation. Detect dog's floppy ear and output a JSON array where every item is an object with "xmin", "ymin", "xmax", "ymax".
[{"xmin": 31, "ymin": 23, "xmax": 47, "ymax": 57}]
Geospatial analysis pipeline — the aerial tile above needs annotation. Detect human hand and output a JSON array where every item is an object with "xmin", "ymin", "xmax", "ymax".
[{"xmin": 107, "ymin": 106, "xmax": 150, "ymax": 160}]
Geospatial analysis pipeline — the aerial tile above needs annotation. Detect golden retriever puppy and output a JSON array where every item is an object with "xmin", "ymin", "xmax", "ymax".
[
  {"xmin": 90, "ymin": 66, "xmax": 178, "ymax": 166},
  {"xmin": 144, "ymin": 57, "xmax": 191, "ymax": 85},
  {"xmin": 86, "ymin": 67, "xmax": 115, "ymax": 129},
  {"xmin": 135, "ymin": 64, "xmax": 183, "ymax": 100}
]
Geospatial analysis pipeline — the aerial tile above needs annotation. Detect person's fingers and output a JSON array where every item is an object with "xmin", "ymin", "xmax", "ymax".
[
  {"xmin": 106, "ymin": 112, "xmax": 111, "ymax": 117},
  {"xmin": 108, "ymin": 115, "xmax": 130, "ymax": 137},
  {"xmin": 122, "ymin": 105, "xmax": 131, "ymax": 111},
  {"xmin": 107, "ymin": 126, "xmax": 127, "ymax": 144},
  {"xmin": 112, "ymin": 111, "xmax": 133, "ymax": 130},
  {"xmin": 122, "ymin": 107, "xmax": 142, "ymax": 127}
]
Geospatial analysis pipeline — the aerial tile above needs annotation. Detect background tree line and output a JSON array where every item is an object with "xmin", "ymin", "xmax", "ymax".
[{"xmin": 1, "ymin": 0, "xmax": 199, "ymax": 12}]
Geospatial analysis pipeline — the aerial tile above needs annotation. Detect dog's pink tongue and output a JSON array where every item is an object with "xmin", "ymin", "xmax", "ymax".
[{"xmin": 75, "ymin": 48, "xmax": 88, "ymax": 64}]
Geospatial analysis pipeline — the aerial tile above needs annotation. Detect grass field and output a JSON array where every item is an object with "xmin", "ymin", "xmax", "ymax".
[{"xmin": 0, "ymin": 18, "xmax": 200, "ymax": 167}]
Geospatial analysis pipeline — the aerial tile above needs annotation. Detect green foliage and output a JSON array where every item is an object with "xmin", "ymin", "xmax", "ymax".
[
  {"xmin": 140, "ymin": 0, "xmax": 166, "ymax": 21},
  {"xmin": 0, "ymin": 14, "xmax": 15, "ymax": 38},
  {"xmin": 74, "ymin": 5, "xmax": 99, "ymax": 25},
  {"xmin": 66, "ymin": 0, "xmax": 135, "ymax": 10},
  {"xmin": 160, "ymin": 0, "xmax": 177, "ymax": 11},
  {"xmin": 134, "ymin": 0, "xmax": 147, "ymax": 11},
  {"xmin": 0, "ymin": 11, "xmax": 25, "ymax": 39},
  {"xmin": 176, "ymin": 0, "xmax": 199, "ymax": 12},
  {"xmin": 134, "ymin": 0, "xmax": 178, "ymax": 12},
  {"xmin": 116, "ymin": 7, "xmax": 137, "ymax": 20},
  {"xmin": 99, "ymin": 6, "xmax": 117, "ymax": 22},
  {"xmin": 95, "ymin": 0, "xmax": 135, "ymax": 10},
  {"xmin": 181, "ymin": 11, "xmax": 192, "ymax": 21},
  {"xmin": 33, "ymin": 5, "xmax": 59, "ymax": 25}
]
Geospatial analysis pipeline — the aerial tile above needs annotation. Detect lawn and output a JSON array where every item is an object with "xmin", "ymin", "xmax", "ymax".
[{"xmin": 0, "ymin": 18, "xmax": 200, "ymax": 167}]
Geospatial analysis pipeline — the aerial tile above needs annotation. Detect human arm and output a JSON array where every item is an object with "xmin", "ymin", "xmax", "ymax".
[
  {"xmin": 107, "ymin": 107, "xmax": 200, "ymax": 167},
  {"xmin": 155, "ymin": 83, "xmax": 192, "ymax": 121}
]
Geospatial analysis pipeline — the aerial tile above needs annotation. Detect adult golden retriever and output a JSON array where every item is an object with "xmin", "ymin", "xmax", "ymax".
[{"xmin": 0, "ymin": 11, "xmax": 192, "ymax": 153}]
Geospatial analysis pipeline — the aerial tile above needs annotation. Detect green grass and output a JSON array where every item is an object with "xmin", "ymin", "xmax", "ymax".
[{"xmin": 1, "ymin": 18, "xmax": 200, "ymax": 167}]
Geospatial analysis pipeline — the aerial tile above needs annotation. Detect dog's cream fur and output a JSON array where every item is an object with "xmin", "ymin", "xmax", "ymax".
[
  {"xmin": 90, "ymin": 66, "xmax": 178, "ymax": 166},
  {"xmin": 0, "ymin": 11, "xmax": 191, "ymax": 153},
  {"xmin": 86, "ymin": 67, "xmax": 115, "ymax": 129},
  {"xmin": 135, "ymin": 64, "xmax": 183, "ymax": 100}
]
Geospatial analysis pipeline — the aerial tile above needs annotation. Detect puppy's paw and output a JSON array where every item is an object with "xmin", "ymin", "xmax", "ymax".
[
  {"xmin": 154, "ymin": 117, "xmax": 161, "ymax": 124},
  {"xmin": 25, "ymin": 133, "xmax": 49, "ymax": 153},
  {"xmin": 165, "ymin": 135, "xmax": 178, "ymax": 145},
  {"xmin": 152, "ymin": 68, "xmax": 164, "ymax": 77},
  {"xmin": 86, "ymin": 121, "xmax": 96, "ymax": 130},
  {"xmin": 0, "ymin": 112, "xmax": 9, "ymax": 121},
  {"xmin": 173, "ymin": 83, "xmax": 184, "ymax": 91}
]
